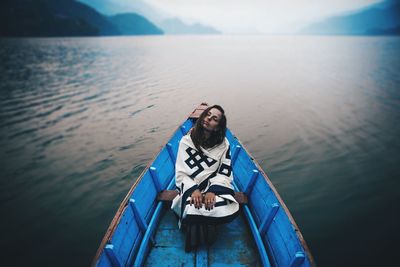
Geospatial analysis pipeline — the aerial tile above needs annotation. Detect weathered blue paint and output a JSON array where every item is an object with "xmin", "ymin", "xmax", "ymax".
[
  {"xmin": 144, "ymin": 208, "xmax": 196, "ymax": 266},
  {"xmin": 133, "ymin": 202, "xmax": 164, "ymax": 267},
  {"xmin": 244, "ymin": 169, "xmax": 259, "ymax": 195},
  {"xmin": 259, "ymin": 203, "xmax": 280, "ymax": 236},
  {"xmin": 233, "ymin": 182, "xmax": 271, "ymax": 267},
  {"xmin": 208, "ymin": 213, "xmax": 261, "ymax": 266},
  {"xmin": 290, "ymin": 252, "xmax": 306, "ymax": 267},
  {"xmin": 135, "ymin": 177, "xmax": 178, "ymax": 266},
  {"xmin": 196, "ymin": 245, "xmax": 208, "ymax": 267},
  {"xmin": 243, "ymin": 205, "xmax": 272, "ymax": 267},
  {"xmin": 129, "ymin": 199, "xmax": 149, "ymax": 234},
  {"xmin": 147, "ymin": 208, "xmax": 261, "ymax": 266},
  {"xmin": 180, "ymin": 125, "xmax": 187, "ymax": 135},
  {"xmin": 166, "ymin": 143, "xmax": 175, "ymax": 163},
  {"xmin": 149, "ymin": 167, "xmax": 162, "ymax": 193},
  {"xmin": 104, "ymin": 244, "xmax": 121, "ymax": 267},
  {"xmin": 94, "ymin": 117, "xmax": 314, "ymax": 267}
]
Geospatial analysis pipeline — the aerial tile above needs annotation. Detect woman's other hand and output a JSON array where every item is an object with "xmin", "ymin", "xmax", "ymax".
[
  {"xmin": 204, "ymin": 192, "xmax": 216, "ymax": 210},
  {"xmin": 190, "ymin": 189, "xmax": 202, "ymax": 209}
]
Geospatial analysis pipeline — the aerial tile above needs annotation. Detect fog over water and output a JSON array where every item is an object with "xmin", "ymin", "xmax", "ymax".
[{"xmin": 0, "ymin": 36, "xmax": 399, "ymax": 266}]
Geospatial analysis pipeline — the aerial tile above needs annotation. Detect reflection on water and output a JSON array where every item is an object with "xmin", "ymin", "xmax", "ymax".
[{"xmin": 0, "ymin": 36, "xmax": 399, "ymax": 266}]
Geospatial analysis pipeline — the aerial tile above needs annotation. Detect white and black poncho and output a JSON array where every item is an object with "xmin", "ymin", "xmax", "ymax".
[{"xmin": 171, "ymin": 134, "xmax": 239, "ymax": 226}]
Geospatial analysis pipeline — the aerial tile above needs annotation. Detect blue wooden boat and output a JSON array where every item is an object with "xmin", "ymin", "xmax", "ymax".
[{"xmin": 93, "ymin": 103, "xmax": 315, "ymax": 267}]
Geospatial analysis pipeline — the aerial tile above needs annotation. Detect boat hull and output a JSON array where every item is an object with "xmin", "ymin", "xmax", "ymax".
[{"xmin": 93, "ymin": 106, "xmax": 315, "ymax": 267}]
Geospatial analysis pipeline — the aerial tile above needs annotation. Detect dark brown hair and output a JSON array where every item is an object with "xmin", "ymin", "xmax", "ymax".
[{"xmin": 190, "ymin": 105, "xmax": 227, "ymax": 151}]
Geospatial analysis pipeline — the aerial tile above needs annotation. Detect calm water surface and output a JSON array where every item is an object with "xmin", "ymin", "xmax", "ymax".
[{"xmin": 0, "ymin": 36, "xmax": 399, "ymax": 266}]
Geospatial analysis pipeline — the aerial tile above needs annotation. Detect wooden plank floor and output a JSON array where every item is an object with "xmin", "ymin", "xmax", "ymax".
[{"xmin": 145, "ymin": 208, "xmax": 261, "ymax": 266}]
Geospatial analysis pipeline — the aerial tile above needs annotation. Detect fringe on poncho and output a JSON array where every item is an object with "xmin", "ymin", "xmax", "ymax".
[{"xmin": 171, "ymin": 134, "xmax": 239, "ymax": 227}]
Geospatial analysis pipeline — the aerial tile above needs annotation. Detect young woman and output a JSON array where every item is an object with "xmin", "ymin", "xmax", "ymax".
[{"xmin": 171, "ymin": 105, "xmax": 239, "ymax": 250}]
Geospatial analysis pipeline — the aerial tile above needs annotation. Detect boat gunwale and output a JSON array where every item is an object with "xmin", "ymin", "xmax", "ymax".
[{"xmin": 230, "ymin": 133, "xmax": 316, "ymax": 267}]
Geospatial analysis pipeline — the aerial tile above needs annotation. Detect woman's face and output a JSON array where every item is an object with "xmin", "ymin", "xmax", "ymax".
[{"xmin": 202, "ymin": 108, "xmax": 222, "ymax": 132}]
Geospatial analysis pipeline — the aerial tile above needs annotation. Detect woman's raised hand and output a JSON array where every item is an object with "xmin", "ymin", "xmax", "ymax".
[{"xmin": 190, "ymin": 189, "xmax": 202, "ymax": 209}]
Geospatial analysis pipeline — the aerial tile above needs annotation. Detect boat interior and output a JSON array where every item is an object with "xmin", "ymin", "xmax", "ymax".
[
  {"xmin": 94, "ymin": 105, "xmax": 314, "ymax": 267},
  {"xmin": 145, "ymin": 207, "xmax": 262, "ymax": 266}
]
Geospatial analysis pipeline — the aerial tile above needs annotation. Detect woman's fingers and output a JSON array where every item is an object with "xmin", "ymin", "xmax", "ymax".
[
  {"xmin": 190, "ymin": 190, "xmax": 202, "ymax": 208},
  {"xmin": 204, "ymin": 195, "xmax": 215, "ymax": 210},
  {"xmin": 195, "ymin": 196, "xmax": 201, "ymax": 208}
]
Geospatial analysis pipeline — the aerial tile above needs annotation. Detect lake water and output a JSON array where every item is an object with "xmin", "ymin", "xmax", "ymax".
[{"xmin": 0, "ymin": 36, "xmax": 399, "ymax": 267}]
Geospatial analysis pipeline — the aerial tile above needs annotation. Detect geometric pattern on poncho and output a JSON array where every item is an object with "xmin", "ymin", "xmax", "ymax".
[
  {"xmin": 184, "ymin": 147, "xmax": 217, "ymax": 178},
  {"xmin": 218, "ymin": 145, "xmax": 232, "ymax": 177},
  {"xmin": 218, "ymin": 163, "xmax": 232, "ymax": 177}
]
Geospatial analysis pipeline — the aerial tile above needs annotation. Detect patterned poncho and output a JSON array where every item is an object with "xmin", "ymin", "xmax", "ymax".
[{"xmin": 171, "ymin": 134, "xmax": 239, "ymax": 226}]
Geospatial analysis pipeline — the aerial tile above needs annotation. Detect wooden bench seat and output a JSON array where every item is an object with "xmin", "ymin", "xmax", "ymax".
[{"xmin": 157, "ymin": 190, "xmax": 248, "ymax": 204}]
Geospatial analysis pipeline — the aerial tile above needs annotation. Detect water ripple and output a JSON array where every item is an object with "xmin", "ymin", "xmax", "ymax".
[{"xmin": 129, "ymin": 104, "xmax": 155, "ymax": 117}]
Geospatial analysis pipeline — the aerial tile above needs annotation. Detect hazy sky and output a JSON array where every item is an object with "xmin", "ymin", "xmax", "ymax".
[
  {"xmin": 146, "ymin": 0, "xmax": 384, "ymax": 33},
  {"xmin": 83, "ymin": 0, "xmax": 386, "ymax": 33}
]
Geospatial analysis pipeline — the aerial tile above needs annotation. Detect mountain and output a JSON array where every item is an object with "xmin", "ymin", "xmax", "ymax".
[
  {"xmin": 0, "ymin": 0, "xmax": 110, "ymax": 36},
  {"xmin": 159, "ymin": 18, "xmax": 220, "ymax": 35},
  {"xmin": 78, "ymin": 0, "xmax": 167, "ymax": 22},
  {"xmin": 108, "ymin": 13, "xmax": 163, "ymax": 35},
  {"xmin": 300, "ymin": 0, "xmax": 400, "ymax": 35},
  {"xmin": 0, "ymin": 0, "xmax": 163, "ymax": 37},
  {"xmin": 78, "ymin": 0, "xmax": 220, "ymax": 35},
  {"xmin": 46, "ymin": 0, "xmax": 119, "ymax": 35},
  {"xmin": 78, "ymin": 0, "xmax": 129, "ymax": 15},
  {"xmin": 366, "ymin": 25, "xmax": 400, "ymax": 35}
]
